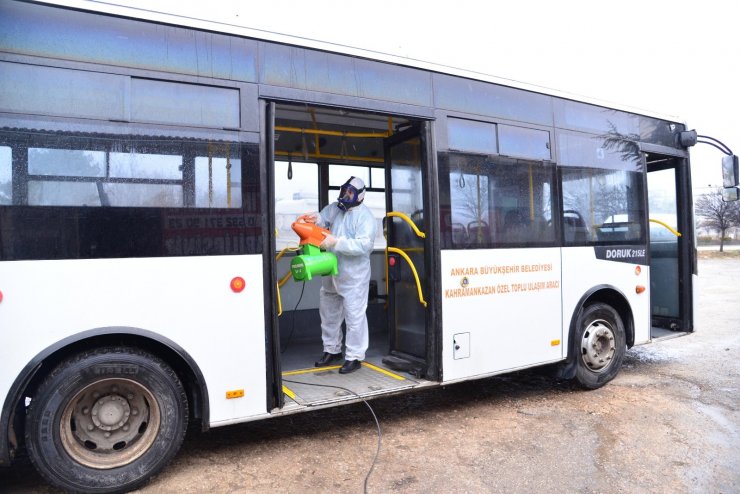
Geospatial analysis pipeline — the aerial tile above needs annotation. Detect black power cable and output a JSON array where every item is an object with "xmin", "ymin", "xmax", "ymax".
[
  {"xmin": 282, "ymin": 378, "xmax": 382, "ymax": 494},
  {"xmin": 280, "ymin": 280, "xmax": 306, "ymax": 354}
]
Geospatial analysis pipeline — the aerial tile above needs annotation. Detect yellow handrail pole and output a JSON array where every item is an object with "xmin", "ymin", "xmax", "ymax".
[
  {"xmin": 275, "ymin": 247, "xmax": 300, "ymax": 316},
  {"xmin": 276, "ymin": 283, "xmax": 282, "ymax": 316},
  {"xmin": 384, "ymin": 248, "xmax": 389, "ymax": 301},
  {"xmin": 528, "ymin": 163, "xmax": 535, "ymax": 221},
  {"xmin": 275, "ymin": 246, "xmax": 299, "ymax": 261},
  {"xmin": 386, "ymin": 212, "xmax": 426, "ymax": 239},
  {"xmin": 274, "ymin": 125, "xmax": 391, "ymax": 139},
  {"xmin": 649, "ymin": 218, "xmax": 682, "ymax": 237},
  {"xmin": 308, "ymin": 108, "xmax": 321, "ymax": 155},
  {"xmin": 275, "ymin": 150, "xmax": 384, "ymax": 164},
  {"xmin": 278, "ymin": 271, "xmax": 293, "ymax": 288},
  {"xmin": 387, "ymin": 247, "xmax": 427, "ymax": 307}
]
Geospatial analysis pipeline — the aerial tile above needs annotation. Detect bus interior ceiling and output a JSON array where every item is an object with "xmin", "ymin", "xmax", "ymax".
[{"xmin": 273, "ymin": 103, "xmax": 410, "ymax": 373}]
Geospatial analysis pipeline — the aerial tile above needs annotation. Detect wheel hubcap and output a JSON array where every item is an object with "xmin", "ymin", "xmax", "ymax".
[
  {"xmin": 60, "ymin": 378, "xmax": 160, "ymax": 469},
  {"xmin": 580, "ymin": 319, "xmax": 616, "ymax": 372}
]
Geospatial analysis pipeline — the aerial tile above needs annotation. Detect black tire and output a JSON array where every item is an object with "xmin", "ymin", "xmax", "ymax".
[
  {"xmin": 25, "ymin": 347, "xmax": 188, "ymax": 493},
  {"xmin": 574, "ymin": 303, "xmax": 626, "ymax": 390}
]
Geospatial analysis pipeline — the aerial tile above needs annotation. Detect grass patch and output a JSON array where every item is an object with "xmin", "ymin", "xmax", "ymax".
[{"xmin": 698, "ymin": 250, "xmax": 740, "ymax": 259}]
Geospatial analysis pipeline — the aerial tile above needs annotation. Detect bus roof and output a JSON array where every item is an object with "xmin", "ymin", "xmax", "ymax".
[{"xmin": 39, "ymin": 0, "xmax": 682, "ymax": 125}]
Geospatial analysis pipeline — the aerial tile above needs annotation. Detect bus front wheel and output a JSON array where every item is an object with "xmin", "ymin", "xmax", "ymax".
[
  {"xmin": 574, "ymin": 303, "xmax": 626, "ymax": 389},
  {"xmin": 25, "ymin": 346, "xmax": 188, "ymax": 493}
]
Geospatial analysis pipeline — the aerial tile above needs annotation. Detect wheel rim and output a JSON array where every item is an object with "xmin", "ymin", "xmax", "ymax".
[
  {"xmin": 60, "ymin": 378, "xmax": 161, "ymax": 469},
  {"xmin": 580, "ymin": 318, "xmax": 616, "ymax": 372}
]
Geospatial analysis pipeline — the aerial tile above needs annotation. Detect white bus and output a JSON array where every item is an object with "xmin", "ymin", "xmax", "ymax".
[{"xmin": 1, "ymin": 1, "xmax": 734, "ymax": 492}]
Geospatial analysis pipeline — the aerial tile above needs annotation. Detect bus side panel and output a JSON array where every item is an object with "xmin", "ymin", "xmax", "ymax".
[
  {"xmin": 440, "ymin": 248, "xmax": 563, "ymax": 382},
  {"xmin": 0, "ymin": 255, "xmax": 268, "ymax": 424},
  {"xmin": 560, "ymin": 247, "xmax": 650, "ymax": 350}
]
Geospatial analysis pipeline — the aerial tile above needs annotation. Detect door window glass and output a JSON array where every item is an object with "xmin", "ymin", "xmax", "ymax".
[
  {"xmin": 0, "ymin": 146, "xmax": 10, "ymax": 204},
  {"xmin": 648, "ymin": 166, "xmax": 680, "ymax": 319}
]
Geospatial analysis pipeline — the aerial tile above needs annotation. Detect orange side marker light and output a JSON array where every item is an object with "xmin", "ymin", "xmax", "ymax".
[
  {"xmin": 226, "ymin": 389, "xmax": 244, "ymax": 399},
  {"xmin": 230, "ymin": 277, "xmax": 246, "ymax": 293},
  {"xmin": 635, "ymin": 285, "xmax": 646, "ymax": 294},
  {"xmin": 635, "ymin": 265, "xmax": 641, "ymax": 276}
]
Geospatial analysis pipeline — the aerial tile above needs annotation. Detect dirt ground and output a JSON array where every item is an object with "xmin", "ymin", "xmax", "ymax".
[{"xmin": 2, "ymin": 257, "xmax": 738, "ymax": 493}]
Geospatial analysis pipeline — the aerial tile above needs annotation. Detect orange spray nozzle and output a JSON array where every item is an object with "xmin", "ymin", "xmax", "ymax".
[{"xmin": 292, "ymin": 221, "xmax": 331, "ymax": 247}]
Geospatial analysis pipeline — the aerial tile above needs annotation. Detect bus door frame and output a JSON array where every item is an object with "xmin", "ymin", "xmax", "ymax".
[
  {"xmin": 384, "ymin": 121, "xmax": 441, "ymax": 380},
  {"xmin": 643, "ymin": 143, "xmax": 695, "ymax": 334}
]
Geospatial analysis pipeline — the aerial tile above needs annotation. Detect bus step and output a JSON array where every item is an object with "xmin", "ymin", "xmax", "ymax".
[{"xmin": 381, "ymin": 355, "xmax": 425, "ymax": 378}]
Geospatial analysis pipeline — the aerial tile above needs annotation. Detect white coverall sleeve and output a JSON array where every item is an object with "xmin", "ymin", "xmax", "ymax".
[
  {"xmin": 315, "ymin": 204, "xmax": 333, "ymax": 229},
  {"xmin": 333, "ymin": 211, "xmax": 376, "ymax": 256}
]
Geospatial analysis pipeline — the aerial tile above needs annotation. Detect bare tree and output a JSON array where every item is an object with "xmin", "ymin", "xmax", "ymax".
[{"xmin": 695, "ymin": 189, "xmax": 740, "ymax": 252}]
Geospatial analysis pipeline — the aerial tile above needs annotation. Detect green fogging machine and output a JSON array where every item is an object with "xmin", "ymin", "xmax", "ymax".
[{"xmin": 289, "ymin": 218, "xmax": 338, "ymax": 281}]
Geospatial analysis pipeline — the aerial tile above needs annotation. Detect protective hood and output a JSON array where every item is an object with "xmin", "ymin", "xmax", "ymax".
[{"xmin": 337, "ymin": 176, "xmax": 366, "ymax": 211}]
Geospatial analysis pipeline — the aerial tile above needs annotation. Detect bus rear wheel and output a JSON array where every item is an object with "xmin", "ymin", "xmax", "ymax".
[
  {"xmin": 25, "ymin": 347, "xmax": 188, "ymax": 493},
  {"xmin": 574, "ymin": 303, "xmax": 626, "ymax": 389}
]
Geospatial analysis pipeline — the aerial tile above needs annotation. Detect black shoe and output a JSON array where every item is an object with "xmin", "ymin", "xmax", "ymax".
[
  {"xmin": 339, "ymin": 359, "xmax": 362, "ymax": 374},
  {"xmin": 315, "ymin": 352, "xmax": 342, "ymax": 367}
]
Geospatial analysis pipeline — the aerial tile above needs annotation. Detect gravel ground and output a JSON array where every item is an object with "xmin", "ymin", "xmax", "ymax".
[{"xmin": 2, "ymin": 258, "xmax": 738, "ymax": 493}]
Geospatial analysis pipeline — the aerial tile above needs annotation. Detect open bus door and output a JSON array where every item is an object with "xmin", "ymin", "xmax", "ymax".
[
  {"xmin": 646, "ymin": 151, "xmax": 695, "ymax": 338},
  {"xmin": 383, "ymin": 123, "xmax": 438, "ymax": 378}
]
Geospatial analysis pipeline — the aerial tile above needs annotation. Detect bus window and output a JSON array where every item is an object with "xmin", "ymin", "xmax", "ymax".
[
  {"xmin": 561, "ymin": 168, "xmax": 645, "ymax": 244},
  {"xmin": 195, "ymin": 155, "xmax": 242, "ymax": 208},
  {"xmin": 370, "ymin": 167, "xmax": 385, "ymax": 189},
  {"xmin": 444, "ymin": 152, "xmax": 556, "ymax": 247},
  {"xmin": 274, "ymin": 160, "xmax": 318, "ymax": 251},
  {"xmin": 329, "ymin": 164, "xmax": 369, "ymax": 187},
  {"xmin": 7, "ymin": 130, "xmax": 247, "ymax": 210},
  {"xmin": 499, "ymin": 125, "xmax": 551, "ymax": 161},
  {"xmin": 1, "ymin": 146, "xmax": 11, "ymax": 204},
  {"xmin": 447, "ymin": 118, "xmax": 497, "ymax": 154},
  {"xmin": 328, "ymin": 163, "xmax": 386, "ymax": 250}
]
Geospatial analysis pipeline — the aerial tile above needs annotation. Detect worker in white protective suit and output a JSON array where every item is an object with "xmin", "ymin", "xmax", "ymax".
[{"xmin": 302, "ymin": 176, "xmax": 377, "ymax": 374}]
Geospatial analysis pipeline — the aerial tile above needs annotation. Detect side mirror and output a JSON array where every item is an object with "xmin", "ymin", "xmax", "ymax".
[
  {"xmin": 722, "ymin": 187, "xmax": 739, "ymax": 202},
  {"xmin": 722, "ymin": 154, "xmax": 739, "ymax": 188}
]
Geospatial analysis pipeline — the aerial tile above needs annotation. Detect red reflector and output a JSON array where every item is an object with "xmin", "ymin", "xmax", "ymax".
[
  {"xmin": 230, "ymin": 277, "xmax": 246, "ymax": 293},
  {"xmin": 0, "ymin": 290, "xmax": 3, "ymax": 303},
  {"xmin": 389, "ymin": 257, "xmax": 396, "ymax": 266}
]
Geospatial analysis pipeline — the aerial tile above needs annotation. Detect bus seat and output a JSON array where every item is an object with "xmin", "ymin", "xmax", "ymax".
[
  {"xmin": 451, "ymin": 222, "xmax": 468, "ymax": 245},
  {"xmin": 467, "ymin": 220, "xmax": 490, "ymax": 244},
  {"xmin": 503, "ymin": 209, "xmax": 531, "ymax": 242},
  {"xmin": 563, "ymin": 210, "xmax": 589, "ymax": 243}
]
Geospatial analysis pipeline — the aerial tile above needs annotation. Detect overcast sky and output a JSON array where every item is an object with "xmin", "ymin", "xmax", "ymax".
[{"xmin": 71, "ymin": 0, "xmax": 738, "ymax": 193}]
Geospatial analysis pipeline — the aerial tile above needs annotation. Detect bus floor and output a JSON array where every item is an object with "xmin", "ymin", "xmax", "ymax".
[
  {"xmin": 278, "ymin": 329, "xmax": 429, "ymax": 409},
  {"xmin": 651, "ymin": 326, "xmax": 691, "ymax": 341}
]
